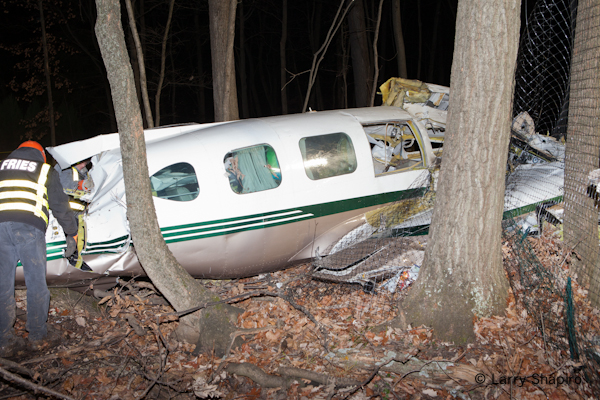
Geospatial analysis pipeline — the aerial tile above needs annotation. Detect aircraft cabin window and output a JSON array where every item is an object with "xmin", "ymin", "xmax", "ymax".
[
  {"xmin": 150, "ymin": 162, "xmax": 199, "ymax": 202},
  {"xmin": 299, "ymin": 132, "xmax": 357, "ymax": 180},
  {"xmin": 224, "ymin": 144, "xmax": 282, "ymax": 194}
]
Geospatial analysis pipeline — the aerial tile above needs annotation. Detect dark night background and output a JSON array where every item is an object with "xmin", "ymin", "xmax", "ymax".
[{"xmin": 0, "ymin": 0, "xmax": 537, "ymax": 155}]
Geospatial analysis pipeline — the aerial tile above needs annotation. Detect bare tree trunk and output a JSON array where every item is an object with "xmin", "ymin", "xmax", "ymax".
[
  {"xmin": 154, "ymin": 0, "xmax": 175, "ymax": 127},
  {"xmin": 392, "ymin": 0, "xmax": 408, "ymax": 79},
  {"xmin": 123, "ymin": 0, "xmax": 154, "ymax": 128},
  {"xmin": 280, "ymin": 0, "xmax": 288, "ymax": 115},
  {"xmin": 370, "ymin": 0, "xmax": 385, "ymax": 106},
  {"xmin": 94, "ymin": 0, "xmax": 240, "ymax": 356},
  {"xmin": 564, "ymin": 0, "xmax": 600, "ymax": 307},
  {"xmin": 335, "ymin": 28, "xmax": 349, "ymax": 109},
  {"xmin": 400, "ymin": 0, "xmax": 519, "ymax": 344},
  {"xmin": 208, "ymin": 0, "xmax": 239, "ymax": 122},
  {"xmin": 347, "ymin": 0, "xmax": 372, "ymax": 107},
  {"xmin": 38, "ymin": 0, "xmax": 55, "ymax": 146}
]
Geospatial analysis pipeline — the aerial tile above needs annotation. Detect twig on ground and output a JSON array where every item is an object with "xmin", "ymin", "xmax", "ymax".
[
  {"xmin": 225, "ymin": 362, "xmax": 361, "ymax": 391},
  {"xmin": 0, "ymin": 357, "xmax": 38, "ymax": 380},
  {"xmin": 0, "ymin": 366, "xmax": 75, "ymax": 400},
  {"xmin": 122, "ymin": 314, "xmax": 146, "ymax": 336},
  {"xmin": 21, "ymin": 329, "xmax": 129, "ymax": 365}
]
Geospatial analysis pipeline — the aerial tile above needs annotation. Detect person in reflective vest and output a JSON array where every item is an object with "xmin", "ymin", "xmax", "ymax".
[
  {"xmin": 0, "ymin": 141, "xmax": 78, "ymax": 354},
  {"xmin": 54, "ymin": 158, "xmax": 93, "ymax": 200}
]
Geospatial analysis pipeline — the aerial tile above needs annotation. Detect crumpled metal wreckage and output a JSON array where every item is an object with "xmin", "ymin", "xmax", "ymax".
[{"xmin": 13, "ymin": 81, "xmax": 566, "ymax": 295}]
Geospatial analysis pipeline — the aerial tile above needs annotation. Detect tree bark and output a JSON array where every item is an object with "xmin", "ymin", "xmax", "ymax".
[
  {"xmin": 564, "ymin": 0, "xmax": 600, "ymax": 307},
  {"xmin": 391, "ymin": 0, "xmax": 408, "ymax": 79},
  {"xmin": 123, "ymin": 0, "xmax": 154, "ymax": 128},
  {"xmin": 193, "ymin": 10, "xmax": 207, "ymax": 122},
  {"xmin": 280, "ymin": 0, "xmax": 288, "ymax": 115},
  {"xmin": 208, "ymin": 0, "xmax": 239, "ymax": 122},
  {"xmin": 154, "ymin": 0, "xmax": 175, "ymax": 127},
  {"xmin": 347, "ymin": 0, "xmax": 372, "ymax": 107},
  {"xmin": 400, "ymin": 0, "xmax": 519, "ymax": 344},
  {"xmin": 303, "ymin": 0, "xmax": 351, "ymax": 112},
  {"xmin": 370, "ymin": 0, "xmax": 385, "ymax": 107},
  {"xmin": 94, "ymin": 0, "xmax": 240, "ymax": 355}
]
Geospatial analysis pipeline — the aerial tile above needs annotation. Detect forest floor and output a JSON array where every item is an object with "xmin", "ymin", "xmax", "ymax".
[{"xmin": 0, "ymin": 229, "xmax": 599, "ymax": 400}]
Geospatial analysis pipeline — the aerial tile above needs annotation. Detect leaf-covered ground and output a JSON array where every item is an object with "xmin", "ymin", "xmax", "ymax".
[{"xmin": 1, "ymin": 229, "xmax": 599, "ymax": 399}]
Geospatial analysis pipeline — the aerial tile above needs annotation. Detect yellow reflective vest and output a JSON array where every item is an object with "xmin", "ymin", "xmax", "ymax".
[{"xmin": 0, "ymin": 158, "xmax": 51, "ymax": 228}]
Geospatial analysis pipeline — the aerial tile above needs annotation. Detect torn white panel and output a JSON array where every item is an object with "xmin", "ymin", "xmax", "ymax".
[
  {"xmin": 504, "ymin": 162, "xmax": 564, "ymax": 212},
  {"xmin": 525, "ymin": 134, "xmax": 565, "ymax": 161},
  {"xmin": 46, "ymin": 123, "xmax": 219, "ymax": 169}
]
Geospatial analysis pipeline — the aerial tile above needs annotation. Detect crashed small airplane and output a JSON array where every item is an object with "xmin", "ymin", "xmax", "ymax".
[{"xmin": 13, "ymin": 81, "xmax": 565, "ymax": 290}]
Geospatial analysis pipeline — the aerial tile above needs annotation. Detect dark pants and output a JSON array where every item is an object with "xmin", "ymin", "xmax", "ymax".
[{"xmin": 0, "ymin": 221, "xmax": 50, "ymax": 345}]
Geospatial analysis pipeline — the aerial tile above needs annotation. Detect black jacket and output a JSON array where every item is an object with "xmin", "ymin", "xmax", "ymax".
[{"xmin": 0, "ymin": 147, "xmax": 77, "ymax": 236}]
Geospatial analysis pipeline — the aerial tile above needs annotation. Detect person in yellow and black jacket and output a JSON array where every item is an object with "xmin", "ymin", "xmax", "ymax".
[{"xmin": 0, "ymin": 141, "xmax": 78, "ymax": 356}]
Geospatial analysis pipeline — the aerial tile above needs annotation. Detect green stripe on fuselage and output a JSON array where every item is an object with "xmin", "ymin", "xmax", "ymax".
[
  {"xmin": 160, "ymin": 187, "xmax": 427, "ymax": 243},
  {"xmin": 42, "ymin": 190, "xmax": 564, "ymax": 259}
]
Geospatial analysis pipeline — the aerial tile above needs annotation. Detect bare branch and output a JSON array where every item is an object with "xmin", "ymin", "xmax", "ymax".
[{"xmin": 0, "ymin": 366, "xmax": 75, "ymax": 400}]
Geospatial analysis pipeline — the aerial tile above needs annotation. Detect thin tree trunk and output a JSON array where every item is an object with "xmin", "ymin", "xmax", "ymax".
[
  {"xmin": 401, "ymin": 0, "xmax": 519, "ymax": 344},
  {"xmin": 370, "ymin": 0, "xmax": 385, "ymax": 106},
  {"xmin": 38, "ymin": 0, "xmax": 55, "ymax": 146},
  {"xmin": 303, "ymin": 0, "xmax": 352, "ymax": 112},
  {"xmin": 94, "ymin": 0, "xmax": 240, "ymax": 355},
  {"xmin": 342, "ymin": 24, "xmax": 349, "ymax": 109},
  {"xmin": 154, "ymin": 0, "xmax": 175, "ymax": 127},
  {"xmin": 123, "ymin": 0, "xmax": 154, "ymax": 128},
  {"xmin": 392, "ymin": 0, "xmax": 408, "ymax": 78},
  {"xmin": 193, "ymin": 11, "xmax": 206, "ymax": 122},
  {"xmin": 170, "ymin": 41, "xmax": 176, "ymax": 124},
  {"xmin": 280, "ymin": 0, "xmax": 288, "ymax": 115},
  {"xmin": 564, "ymin": 0, "xmax": 600, "ymax": 307},
  {"xmin": 208, "ymin": 0, "xmax": 239, "ymax": 121},
  {"xmin": 348, "ymin": 0, "xmax": 372, "ymax": 107},
  {"xmin": 335, "ymin": 28, "xmax": 348, "ymax": 109}
]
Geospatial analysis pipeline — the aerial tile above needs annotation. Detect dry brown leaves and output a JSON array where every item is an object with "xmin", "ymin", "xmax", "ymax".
[{"xmin": 3, "ymin": 230, "xmax": 599, "ymax": 399}]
